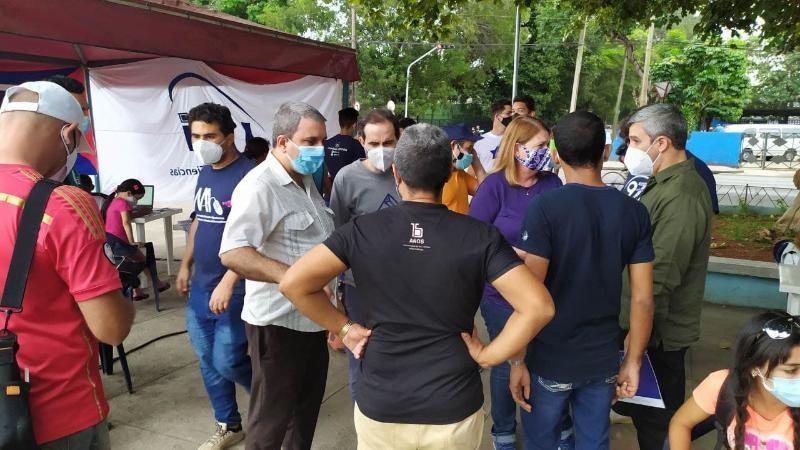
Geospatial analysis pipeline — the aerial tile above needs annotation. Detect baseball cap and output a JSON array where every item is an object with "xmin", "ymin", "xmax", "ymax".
[
  {"xmin": 0, "ymin": 81, "xmax": 84, "ymax": 125},
  {"xmin": 442, "ymin": 123, "xmax": 481, "ymax": 143}
]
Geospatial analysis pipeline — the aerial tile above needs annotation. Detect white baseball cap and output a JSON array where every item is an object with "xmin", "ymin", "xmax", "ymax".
[{"xmin": 0, "ymin": 81, "xmax": 84, "ymax": 125}]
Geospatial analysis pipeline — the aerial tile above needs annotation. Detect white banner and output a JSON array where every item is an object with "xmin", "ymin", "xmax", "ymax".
[{"xmin": 89, "ymin": 58, "xmax": 342, "ymax": 204}]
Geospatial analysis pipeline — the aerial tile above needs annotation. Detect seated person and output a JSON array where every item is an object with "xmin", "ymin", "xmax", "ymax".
[{"xmin": 101, "ymin": 178, "xmax": 170, "ymax": 300}]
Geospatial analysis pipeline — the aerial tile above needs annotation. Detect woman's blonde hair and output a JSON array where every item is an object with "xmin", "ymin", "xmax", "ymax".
[{"xmin": 492, "ymin": 116, "xmax": 550, "ymax": 186}]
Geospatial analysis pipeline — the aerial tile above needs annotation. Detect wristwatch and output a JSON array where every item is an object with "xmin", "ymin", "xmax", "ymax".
[
  {"xmin": 508, "ymin": 359, "xmax": 524, "ymax": 367},
  {"xmin": 338, "ymin": 320, "xmax": 354, "ymax": 339}
]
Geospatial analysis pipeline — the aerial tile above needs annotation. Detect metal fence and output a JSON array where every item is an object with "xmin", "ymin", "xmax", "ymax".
[
  {"xmin": 601, "ymin": 169, "xmax": 798, "ymax": 213},
  {"xmin": 738, "ymin": 130, "xmax": 800, "ymax": 170},
  {"xmin": 716, "ymin": 184, "xmax": 797, "ymax": 212}
]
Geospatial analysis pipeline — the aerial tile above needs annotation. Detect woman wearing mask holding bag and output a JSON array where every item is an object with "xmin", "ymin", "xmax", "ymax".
[
  {"xmin": 468, "ymin": 116, "xmax": 563, "ymax": 450},
  {"xmin": 102, "ymin": 178, "xmax": 170, "ymax": 299}
]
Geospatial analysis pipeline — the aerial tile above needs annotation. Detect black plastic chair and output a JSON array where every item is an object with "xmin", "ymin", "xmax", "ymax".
[{"xmin": 98, "ymin": 242, "xmax": 139, "ymax": 394}]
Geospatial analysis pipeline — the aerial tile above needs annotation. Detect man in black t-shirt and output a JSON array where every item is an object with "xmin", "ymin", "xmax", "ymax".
[
  {"xmin": 515, "ymin": 111, "xmax": 656, "ymax": 449},
  {"xmin": 324, "ymin": 107, "xmax": 365, "ymax": 182},
  {"xmin": 280, "ymin": 123, "xmax": 555, "ymax": 449}
]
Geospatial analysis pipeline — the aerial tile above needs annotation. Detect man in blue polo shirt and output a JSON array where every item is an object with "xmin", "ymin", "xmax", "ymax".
[{"xmin": 176, "ymin": 103, "xmax": 254, "ymax": 450}]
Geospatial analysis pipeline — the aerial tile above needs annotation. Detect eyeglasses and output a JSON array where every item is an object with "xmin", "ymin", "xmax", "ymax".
[{"xmin": 762, "ymin": 316, "xmax": 800, "ymax": 340}]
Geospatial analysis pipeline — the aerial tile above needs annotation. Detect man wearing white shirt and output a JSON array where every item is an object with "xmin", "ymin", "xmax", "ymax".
[
  {"xmin": 219, "ymin": 101, "xmax": 335, "ymax": 450},
  {"xmin": 474, "ymin": 99, "xmax": 512, "ymax": 172}
]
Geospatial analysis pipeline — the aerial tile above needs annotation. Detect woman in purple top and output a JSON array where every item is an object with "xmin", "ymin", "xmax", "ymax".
[{"xmin": 468, "ymin": 116, "xmax": 562, "ymax": 450}]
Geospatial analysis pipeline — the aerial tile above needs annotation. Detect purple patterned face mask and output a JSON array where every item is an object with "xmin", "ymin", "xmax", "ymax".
[{"xmin": 515, "ymin": 144, "xmax": 552, "ymax": 171}]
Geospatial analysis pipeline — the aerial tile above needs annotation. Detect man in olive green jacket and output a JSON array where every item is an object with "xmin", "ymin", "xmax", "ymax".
[{"xmin": 616, "ymin": 104, "xmax": 713, "ymax": 450}]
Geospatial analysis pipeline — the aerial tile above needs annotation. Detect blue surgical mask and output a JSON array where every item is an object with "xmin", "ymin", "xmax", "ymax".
[
  {"xmin": 289, "ymin": 140, "xmax": 324, "ymax": 175},
  {"xmin": 454, "ymin": 151, "xmax": 473, "ymax": 171},
  {"xmin": 758, "ymin": 370, "xmax": 800, "ymax": 407}
]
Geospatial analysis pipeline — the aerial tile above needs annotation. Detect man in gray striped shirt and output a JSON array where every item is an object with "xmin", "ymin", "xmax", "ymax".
[{"xmin": 220, "ymin": 101, "xmax": 335, "ymax": 450}]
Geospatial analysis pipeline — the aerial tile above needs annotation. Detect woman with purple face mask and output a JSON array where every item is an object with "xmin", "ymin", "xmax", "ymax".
[{"xmin": 468, "ymin": 116, "xmax": 564, "ymax": 450}]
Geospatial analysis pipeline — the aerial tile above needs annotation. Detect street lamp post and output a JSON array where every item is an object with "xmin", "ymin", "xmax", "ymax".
[{"xmin": 404, "ymin": 43, "xmax": 445, "ymax": 118}]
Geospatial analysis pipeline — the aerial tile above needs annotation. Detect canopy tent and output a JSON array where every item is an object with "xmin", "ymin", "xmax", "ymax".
[
  {"xmin": 0, "ymin": 0, "xmax": 359, "ymax": 80},
  {"xmin": 0, "ymin": 0, "xmax": 360, "ymax": 202}
]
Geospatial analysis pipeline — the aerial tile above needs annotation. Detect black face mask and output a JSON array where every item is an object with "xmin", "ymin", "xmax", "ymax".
[{"xmin": 500, "ymin": 115, "xmax": 513, "ymax": 127}]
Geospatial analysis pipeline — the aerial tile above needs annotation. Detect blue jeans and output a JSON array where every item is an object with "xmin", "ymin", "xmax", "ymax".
[
  {"xmin": 521, "ymin": 374, "xmax": 616, "ymax": 450},
  {"xmin": 186, "ymin": 285, "xmax": 252, "ymax": 425},
  {"xmin": 344, "ymin": 284, "xmax": 362, "ymax": 402},
  {"xmin": 480, "ymin": 301, "xmax": 518, "ymax": 446}
]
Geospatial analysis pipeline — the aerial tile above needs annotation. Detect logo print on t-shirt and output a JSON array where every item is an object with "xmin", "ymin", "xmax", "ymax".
[
  {"xmin": 623, "ymin": 175, "xmax": 649, "ymax": 201},
  {"xmin": 411, "ymin": 223, "xmax": 423, "ymax": 238},
  {"xmin": 379, "ymin": 194, "xmax": 399, "ymax": 210},
  {"xmin": 194, "ymin": 187, "xmax": 227, "ymax": 223},
  {"xmin": 490, "ymin": 145, "xmax": 500, "ymax": 159},
  {"xmin": 404, "ymin": 222, "xmax": 430, "ymax": 252}
]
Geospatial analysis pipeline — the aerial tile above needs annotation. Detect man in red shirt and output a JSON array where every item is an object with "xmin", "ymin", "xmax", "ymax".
[{"xmin": 0, "ymin": 81, "xmax": 134, "ymax": 448}]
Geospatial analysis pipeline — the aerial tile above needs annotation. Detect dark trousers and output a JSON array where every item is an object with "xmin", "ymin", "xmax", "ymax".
[
  {"xmin": 245, "ymin": 324, "xmax": 328, "ymax": 450},
  {"xmin": 613, "ymin": 345, "xmax": 688, "ymax": 450}
]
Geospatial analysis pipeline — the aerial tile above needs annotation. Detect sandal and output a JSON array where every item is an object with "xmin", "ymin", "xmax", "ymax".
[
  {"xmin": 157, "ymin": 282, "xmax": 171, "ymax": 293},
  {"xmin": 132, "ymin": 292, "xmax": 150, "ymax": 301}
]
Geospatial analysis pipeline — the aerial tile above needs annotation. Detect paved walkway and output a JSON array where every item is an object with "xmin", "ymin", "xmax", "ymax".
[{"xmin": 102, "ymin": 268, "xmax": 756, "ymax": 449}]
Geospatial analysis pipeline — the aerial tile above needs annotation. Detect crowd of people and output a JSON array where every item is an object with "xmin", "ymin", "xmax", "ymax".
[{"xmin": 0, "ymin": 77, "xmax": 798, "ymax": 450}]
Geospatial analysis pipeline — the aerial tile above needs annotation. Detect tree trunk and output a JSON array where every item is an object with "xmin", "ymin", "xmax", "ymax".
[{"xmin": 611, "ymin": 30, "xmax": 644, "ymax": 78}]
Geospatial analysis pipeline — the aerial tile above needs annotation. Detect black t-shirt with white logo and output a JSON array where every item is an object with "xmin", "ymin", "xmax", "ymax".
[
  {"xmin": 324, "ymin": 134, "xmax": 365, "ymax": 181},
  {"xmin": 324, "ymin": 201, "xmax": 521, "ymax": 424}
]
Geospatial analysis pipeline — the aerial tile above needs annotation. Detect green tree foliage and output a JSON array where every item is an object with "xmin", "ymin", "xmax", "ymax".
[
  {"xmin": 749, "ymin": 53, "xmax": 800, "ymax": 109},
  {"xmin": 651, "ymin": 39, "xmax": 751, "ymax": 130},
  {"xmin": 483, "ymin": 1, "xmax": 572, "ymax": 122},
  {"xmin": 352, "ymin": 0, "xmax": 800, "ymax": 52},
  {"xmin": 190, "ymin": 0, "xmax": 798, "ymax": 129}
]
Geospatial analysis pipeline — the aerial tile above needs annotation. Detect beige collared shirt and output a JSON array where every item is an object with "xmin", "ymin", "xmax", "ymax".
[{"xmin": 219, "ymin": 153, "xmax": 335, "ymax": 331}]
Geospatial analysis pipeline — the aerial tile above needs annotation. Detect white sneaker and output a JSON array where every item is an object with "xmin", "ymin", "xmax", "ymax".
[{"xmin": 197, "ymin": 423, "xmax": 244, "ymax": 450}]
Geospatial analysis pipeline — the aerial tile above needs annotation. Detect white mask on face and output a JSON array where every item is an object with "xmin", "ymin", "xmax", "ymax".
[
  {"xmin": 51, "ymin": 124, "xmax": 79, "ymax": 182},
  {"xmin": 367, "ymin": 146, "xmax": 395, "ymax": 172},
  {"xmin": 623, "ymin": 140, "xmax": 661, "ymax": 177},
  {"xmin": 193, "ymin": 139, "xmax": 224, "ymax": 165}
]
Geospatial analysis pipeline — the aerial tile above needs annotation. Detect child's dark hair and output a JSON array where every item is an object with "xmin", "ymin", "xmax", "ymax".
[
  {"xmin": 101, "ymin": 179, "xmax": 144, "ymax": 221},
  {"xmin": 729, "ymin": 310, "xmax": 800, "ymax": 449}
]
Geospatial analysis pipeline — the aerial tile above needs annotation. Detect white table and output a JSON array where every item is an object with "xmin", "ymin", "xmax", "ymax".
[{"xmin": 133, "ymin": 208, "xmax": 183, "ymax": 276}]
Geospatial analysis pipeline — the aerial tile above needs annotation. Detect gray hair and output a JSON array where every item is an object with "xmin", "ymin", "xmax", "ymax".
[
  {"xmin": 393, "ymin": 123, "xmax": 452, "ymax": 193},
  {"xmin": 628, "ymin": 103, "xmax": 688, "ymax": 149},
  {"xmin": 272, "ymin": 101, "xmax": 326, "ymax": 146}
]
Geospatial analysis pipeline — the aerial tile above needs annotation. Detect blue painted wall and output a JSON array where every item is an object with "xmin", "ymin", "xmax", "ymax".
[
  {"xmin": 705, "ymin": 273, "xmax": 785, "ymax": 309},
  {"xmin": 610, "ymin": 132, "xmax": 743, "ymax": 168}
]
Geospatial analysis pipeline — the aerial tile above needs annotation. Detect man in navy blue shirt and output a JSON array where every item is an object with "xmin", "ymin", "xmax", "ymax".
[
  {"xmin": 324, "ymin": 107, "xmax": 365, "ymax": 182},
  {"xmin": 515, "ymin": 111, "xmax": 656, "ymax": 449},
  {"xmin": 176, "ymin": 103, "xmax": 254, "ymax": 449}
]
